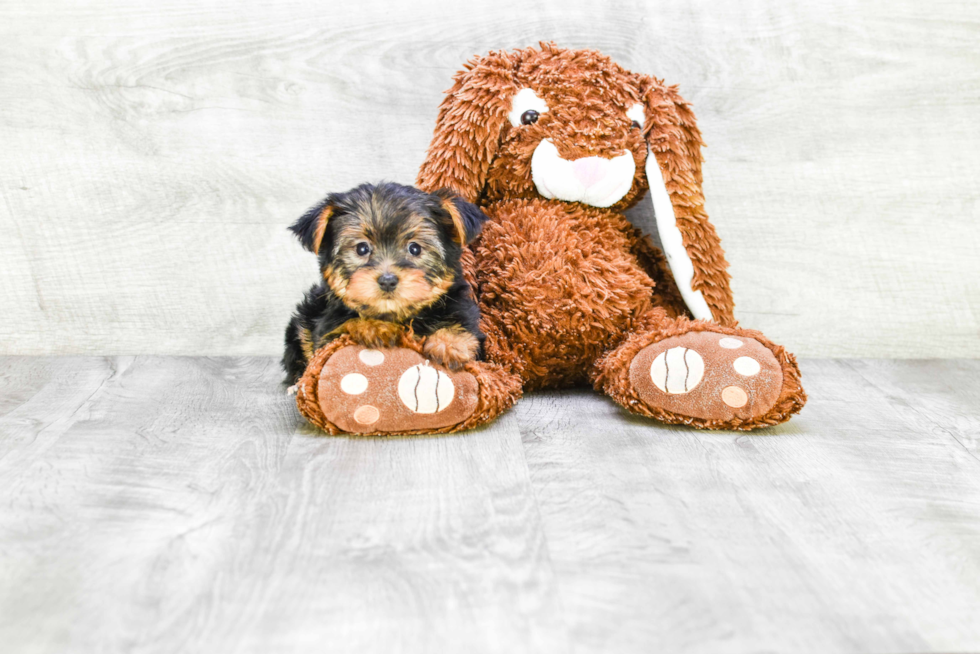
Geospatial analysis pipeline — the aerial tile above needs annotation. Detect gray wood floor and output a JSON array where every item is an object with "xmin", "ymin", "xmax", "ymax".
[{"xmin": 1, "ymin": 357, "xmax": 978, "ymax": 654}]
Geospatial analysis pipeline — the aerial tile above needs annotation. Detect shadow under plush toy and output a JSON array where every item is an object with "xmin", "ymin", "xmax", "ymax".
[{"xmin": 294, "ymin": 43, "xmax": 806, "ymax": 434}]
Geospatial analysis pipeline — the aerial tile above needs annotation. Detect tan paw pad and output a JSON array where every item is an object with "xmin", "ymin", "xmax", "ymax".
[
  {"xmin": 398, "ymin": 364, "xmax": 455, "ymax": 413},
  {"xmin": 733, "ymin": 357, "xmax": 760, "ymax": 377},
  {"xmin": 721, "ymin": 386, "xmax": 748, "ymax": 408},
  {"xmin": 650, "ymin": 347, "xmax": 704, "ymax": 394},
  {"xmin": 359, "ymin": 349, "xmax": 386, "ymax": 366},
  {"xmin": 340, "ymin": 373, "xmax": 368, "ymax": 395},
  {"xmin": 353, "ymin": 405, "xmax": 380, "ymax": 425}
]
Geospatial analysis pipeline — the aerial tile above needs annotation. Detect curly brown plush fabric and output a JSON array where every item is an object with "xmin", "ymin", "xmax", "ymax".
[
  {"xmin": 470, "ymin": 199, "xmax": 655, "ymax": 389},
  {"xmin": 416, "ymin": 43, "xmax": 805, "ymax": 429},
  {"xmin": 418, "ymin": 43, "xmax": 736, "ymax": 325},
  {"xmin": 299, "ymin": 43, "xmax": 805, "ymax": 434}
]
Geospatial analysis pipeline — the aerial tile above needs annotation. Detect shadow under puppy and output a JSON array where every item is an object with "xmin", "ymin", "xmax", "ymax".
[{"xmin": 282, "ymin": 182, "xmax": 488, "ymax": 386}]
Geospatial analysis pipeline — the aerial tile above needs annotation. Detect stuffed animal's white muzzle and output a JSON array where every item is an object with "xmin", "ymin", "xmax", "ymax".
[{"xmin": 530, "ymin": 139, "xmax": 636, "ymax": 208}]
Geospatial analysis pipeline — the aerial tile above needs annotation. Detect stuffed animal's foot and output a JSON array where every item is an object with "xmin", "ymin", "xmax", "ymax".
[
  {"xmin": 629, "ymin": 331, "xmax": 783, "ymax": 425},
  {"xmin": 597, "ymin": 324, "xmax": 806, "ymax": 430},
  {"xmin": 294, "ymin": 336, "xmax": 522, "ymax": 435}
]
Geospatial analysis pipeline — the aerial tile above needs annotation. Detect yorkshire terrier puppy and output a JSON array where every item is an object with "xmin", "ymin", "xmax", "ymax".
[{"xmin": 282, "ymin": 182, "xmax": 488, "ymax": 386}]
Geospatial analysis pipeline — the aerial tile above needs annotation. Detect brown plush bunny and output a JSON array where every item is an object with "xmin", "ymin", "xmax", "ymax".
[{"xmin": 294, "ymin": 43, "xmax": 806, "ymax": 435}]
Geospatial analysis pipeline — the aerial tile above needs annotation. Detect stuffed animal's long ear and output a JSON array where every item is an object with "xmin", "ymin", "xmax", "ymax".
[
  {"xmin": 433, "ymin": 189, "xmax": 488, "ymax": 245},
  {"xmin": 289, "ymin": 197, "xmax": 334, "ymax": 255},
  {"xmin": 416, "ymin": 51, "xmax": 520, "ymax": 202},
  {"xmin": 637, "ymin": 76, "xmax": 737, "ymax": 327}
]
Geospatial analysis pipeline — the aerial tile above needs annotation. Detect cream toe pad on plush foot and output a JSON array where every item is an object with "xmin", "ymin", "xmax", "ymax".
[
  {"xmin": 319, "ymin": 346, "xmax": 479, "ymax": 434},
  {"xmin": 629, "ymin": 332, "xmax": 783, "ymax": 423}
]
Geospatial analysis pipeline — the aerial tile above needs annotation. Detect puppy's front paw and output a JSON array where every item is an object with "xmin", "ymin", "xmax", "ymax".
[
  {"xmin": 423, "ymin": 327, "xmax": 479, "ymax": 371},
  {"xmin": 342, "ymin": 318, "xmax": 403, "ymax": 349}
]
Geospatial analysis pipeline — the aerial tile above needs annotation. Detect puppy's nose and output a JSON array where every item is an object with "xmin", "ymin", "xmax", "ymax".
[{"xmin": 377, "ymin": 272, "xmax": 399, "ymax": 292}]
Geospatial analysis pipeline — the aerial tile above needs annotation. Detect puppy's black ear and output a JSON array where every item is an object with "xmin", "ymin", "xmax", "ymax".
[
  {"xmin": 433, "ymin": 189, "xmax": 488, "ymax": 245},
  {"xmin": 289, "ymin": 197, "xmax": 334, "ymax": 255}
]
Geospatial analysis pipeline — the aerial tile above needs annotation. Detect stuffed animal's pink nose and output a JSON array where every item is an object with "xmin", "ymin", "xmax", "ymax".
[{"xmin": 572, "ymin": 157, "xmax": 608, "ymax": 188}]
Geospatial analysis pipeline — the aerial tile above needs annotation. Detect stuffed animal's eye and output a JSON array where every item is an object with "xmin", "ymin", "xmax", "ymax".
[
  {"xmin": 355, "ymin": 242, "xmax": 371, "ymax": 257},
  {"xmin": 508, "ymin": 88, "xmax": 549, "ymax": 127},
  {"xmin": 627, "ymin": 103, "xmax": 645, "ymax": 132},
  {"xmin": 408, "ymin": 242, "xmax": 422, "ymax": 256}
]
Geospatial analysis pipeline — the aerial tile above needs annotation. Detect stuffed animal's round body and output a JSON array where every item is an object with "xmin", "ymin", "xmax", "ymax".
[{"xmin": 295, "ymin": 44, "xmax": 806, "ymax": 434}]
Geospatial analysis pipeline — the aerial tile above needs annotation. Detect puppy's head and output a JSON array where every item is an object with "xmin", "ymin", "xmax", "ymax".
[{"xmin": 290, "ymin": 182, "xmax": 486, "ymax": 321}]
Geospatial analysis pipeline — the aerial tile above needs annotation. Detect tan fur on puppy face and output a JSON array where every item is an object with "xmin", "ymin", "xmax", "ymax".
[
  {"xmin": 338, "ymin": 268, "xmax": 451, "ymax": 321},
  {"xmin": 323, "ymin": 201, "xmax": 457, "ymax": 322}
]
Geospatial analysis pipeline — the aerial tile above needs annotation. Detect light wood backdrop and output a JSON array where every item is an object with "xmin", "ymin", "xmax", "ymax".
[{"xmin": 1, "ymin": 0, "xmax": 977, "ymax": 357}]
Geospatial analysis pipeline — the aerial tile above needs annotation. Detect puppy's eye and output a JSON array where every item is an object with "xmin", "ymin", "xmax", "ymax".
[
  {"xmin": 408, "ymin": 242, "xmax": 422, "ymax": 256},
  {"xmin": 355, "ymin": 242, "xmax": 371, "ymax": 257},
  {"xmin": 521, "ymin": 110, "xmax": 540, "ymax": 126},
  {"xmin": 631, "ymin": 120, "xmax": 642, "ymax": 130}
]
